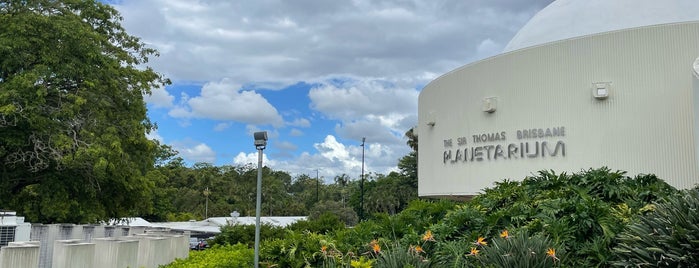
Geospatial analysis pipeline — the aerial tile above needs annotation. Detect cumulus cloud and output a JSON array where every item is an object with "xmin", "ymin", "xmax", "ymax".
[
  {"xmin": 172, "ymin": 141, "xmax": 217, "ymax": 164},
  {"xmin": 145, "ymin": 87, "xmax": 175, "ymax": 108},
  {"xmin": 309, "ymin": 78, "xmax": 417, "ymax": 120},
  {"xmin": 114, "ymin": 0, "xmax": 552, "ymax": 84},
  {"xmin": 169, "ymin": 79, "xmax": 284, "ymax": 126},
  {"xmin": 233, "ymin": 151, "xmax": 274, "ymax": 166}
]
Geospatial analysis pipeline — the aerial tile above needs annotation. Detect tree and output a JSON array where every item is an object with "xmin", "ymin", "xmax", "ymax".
[{"xmin": 0, "ymin": 0, "xmax": 168, "ymax": 223}]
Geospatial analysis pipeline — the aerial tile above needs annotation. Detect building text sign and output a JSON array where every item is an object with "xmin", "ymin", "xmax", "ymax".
[{"xmin": 442, "ymin": 126, "xmax": 566, "ymax": 164}]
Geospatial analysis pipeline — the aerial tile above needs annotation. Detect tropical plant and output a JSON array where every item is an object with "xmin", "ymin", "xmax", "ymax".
[
  {"xmin": 612, "ymin": 189, "xmax": 699, "ymax": 267},
  {"xmin": 477, "ymin": 231, "xmax": 565, "ymax": 268},
  {"xmin": 163, "ymin": 243, "xmax": 254, "ymax": 268}
]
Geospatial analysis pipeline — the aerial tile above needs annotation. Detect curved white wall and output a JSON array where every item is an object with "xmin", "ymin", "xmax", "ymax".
[{"xmin": 418, "ymin": 22, "xmax": 699, "ymax": 197}]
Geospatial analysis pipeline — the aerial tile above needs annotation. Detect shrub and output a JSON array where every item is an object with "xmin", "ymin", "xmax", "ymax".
[
  {"xmin": 163, "ymin": 243, "xmax": 253, "ymax": 268},
  {"xmin": 477, "ymin": 231, "xmax": 565, "ymax": 268},
  {"xmin": 210, "ymin": 223, "xmax": 287, "ymax": 248},
  {"xmin": 290, "ymin": 212, "xmax": 346, "ymax": 234},
  {"xmin": 612, "ymin": 189, "xmax": 699, "ymax": 267}
]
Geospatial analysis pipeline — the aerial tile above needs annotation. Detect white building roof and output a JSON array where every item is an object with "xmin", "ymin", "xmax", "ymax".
[
  {"xmin": 504, "ymin": 0, "xmax": 699, "ymax": 52},
  {"xmin": 116, "ymin": 216, "xmax": 307, "ymax": 235}
]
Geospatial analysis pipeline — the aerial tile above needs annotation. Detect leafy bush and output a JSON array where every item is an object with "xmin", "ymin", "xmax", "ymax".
[
  {"xmin": 260, "ymin": 230, "xmax": 328, "ymax": 267},
  {"xmin": 209, "ymin": 223, "xmax": 287, "ymax": 248},
  {"xmin": 612, "ymin": 189, "xmax": 699, "ymax": 267},
  {"xmin": 163, "ymin": 243, "xmax": 253, "ymax": 268},
  {"xmin": 430, "ymin": 168, "xmax": 677, "ymax": 267},
  {"xmin": 477, "ymin": 231, "xmax": 564, "ymax": 268},
  {"xmin": 290, "ymin": 212, "xmax": 346, "ymax": 234},
  {"xmin": 309, "ymin": 201, "xmax": 359, "ymax": 226}
]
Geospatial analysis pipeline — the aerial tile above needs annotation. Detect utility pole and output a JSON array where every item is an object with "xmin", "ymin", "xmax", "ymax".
[
  {"xmin": 204, "ymin": 187, "xmax": 210, "ymax": 219},
  {"xmin": 360, "ymin": 137, "xmax": 365, "ymax": 220},
  {"xmin": 315, "ymin": 169, "xmax": 320, "ymax": 203}
]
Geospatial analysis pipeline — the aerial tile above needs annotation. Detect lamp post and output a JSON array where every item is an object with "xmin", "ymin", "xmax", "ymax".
[
  {"xmin": 360, "ymin": 137, "xmax": 365, "ymax": 220},
  {"xmin": 253, "ymin": 131, "xmax": 267, "ymax": 268},
  {"xmin": 203, "ymin": 187, "xmax": 210, "ymax": 219}
]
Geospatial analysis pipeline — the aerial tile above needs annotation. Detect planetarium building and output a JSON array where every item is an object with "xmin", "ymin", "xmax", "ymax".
[{"xmin": 417, "ymin": 0, "xmax": 699, "ymax": 197}]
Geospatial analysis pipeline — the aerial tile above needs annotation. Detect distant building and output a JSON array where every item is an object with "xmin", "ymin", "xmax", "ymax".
[
  {"xmin": 418, "ymin": 0, "xmax": 699, "ymax": 197},
  {"xmin": 0, "ymin": 210, "xmax": 31, "ymax": 247}
]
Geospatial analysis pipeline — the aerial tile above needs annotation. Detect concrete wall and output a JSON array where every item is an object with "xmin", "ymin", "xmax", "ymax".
[
  {"xmin": 0, "ymin": 241, "xmax": 40, "ymax": 268},
  {"xmin": 52, "ymin": 240, "xmax": 95, "ymax": 268},
  {"xmin": 0, "ymin": 224, "xmax": 188, "ymax": 268},
  {"xmin": 418, "ymin": 21, "xmax": 699, "ymax": 196},
  {"xmin": 93, "ymin": 238, "xmax": 139, "ymax": 268}
]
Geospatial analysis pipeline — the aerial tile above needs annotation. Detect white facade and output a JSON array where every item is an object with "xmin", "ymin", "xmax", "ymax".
[{"xmin": 418, "ymin": 21, "xmax": 699, "ymax": 197}]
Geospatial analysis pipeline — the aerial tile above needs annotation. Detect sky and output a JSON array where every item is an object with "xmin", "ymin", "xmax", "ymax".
[{"xmin": 106, "ymin": 0, "xmax": 555, "ymax": 182}]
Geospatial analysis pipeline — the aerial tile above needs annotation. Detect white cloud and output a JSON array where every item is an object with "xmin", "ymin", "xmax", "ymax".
[
  {"xmin": 233, "ymin": 151, "xmax": 274, "ymax": 166},
  {"xmin": 309, "ymin": 78, "xmax": 418, "ymax": 121},
  {"xmin": 145, "ymin": 87, "xmax": 174, "ymax": 108},
  {"xmin": 114, "ymin": 0, "xmax": 552, "ymax": 83},
  {"xmin": 169, "ymin": 79, "xmax": 284, "ymax": 126},
  {"xmin": 173, "ymin": 142, "xmax": 217, "ymax": 164}
]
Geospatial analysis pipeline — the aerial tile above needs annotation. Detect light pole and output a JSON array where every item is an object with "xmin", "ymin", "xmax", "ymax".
[
  {"xmin": 253, "ymin": 131, "xmax": 267, "ymax": 268},
  {"xmin": 315, "ymin": 169, "xmax": 320, "ymax": 203},
  {"xmin": 204, "ymin": 187, "xmax": 210, "ymax": 219},
  {"xmin": 360, "ymin": 137, "xmax": 365, "ymax": 220}
]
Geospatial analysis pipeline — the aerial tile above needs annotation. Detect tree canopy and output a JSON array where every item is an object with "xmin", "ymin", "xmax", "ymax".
[{"xmin": 0, "ymin": 0, "xmax": 168, "ymax": 223}]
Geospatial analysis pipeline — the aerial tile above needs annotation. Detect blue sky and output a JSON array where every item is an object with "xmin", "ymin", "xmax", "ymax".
[{"xmin": 107, "ymin": 0, "xmax": 554, "ymax": 182}]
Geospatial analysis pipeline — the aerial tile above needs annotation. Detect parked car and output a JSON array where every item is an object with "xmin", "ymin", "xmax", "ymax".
[{"xmin": 189, "ymin": 237, "xmax": 208, "ymax": 250}]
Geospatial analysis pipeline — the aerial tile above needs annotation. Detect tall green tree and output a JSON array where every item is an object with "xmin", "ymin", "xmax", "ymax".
[{"xmin": 0, "ymin": 0, "xmax": 168, "ymax": 223}]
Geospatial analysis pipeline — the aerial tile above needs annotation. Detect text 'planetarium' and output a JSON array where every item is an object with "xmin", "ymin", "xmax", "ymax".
[{"xmin": 417, "ymin": 0, "xmax": 699, "ymax": 197}]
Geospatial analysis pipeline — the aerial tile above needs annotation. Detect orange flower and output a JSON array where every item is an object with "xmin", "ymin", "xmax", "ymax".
[
  {"xmin": 468, "ymin": 247, "xmax": 480, "ymax": 256},
  {"xmin": 422, "ymin": 230, "xmax": 435, "ymax": 241},
  {"xmin": 546, "ymin": 248, "xmax": 559, "ymax": 261},
  {"xmin": 321, "ymin": 245, "xmax": 327, "ymax": 253},
  {"xmin": 414, "ymin": 245, "xmax": 424, "ymax": 253},
  {"xmin": 474, "ymin": 236, "xmax": 487, "ymax": 246},
  {"xmin": 500, "ymin": 230, "xmax": 509, "ymax": 239},
  {"xmin": 372, "ymin": 243, "xmax": 381, "ymax": 254}
]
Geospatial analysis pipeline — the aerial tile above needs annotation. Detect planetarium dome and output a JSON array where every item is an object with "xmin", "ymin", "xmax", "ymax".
[{"xmin": 504, "ymin": 0, "xmax": 699, "ymax": 52}]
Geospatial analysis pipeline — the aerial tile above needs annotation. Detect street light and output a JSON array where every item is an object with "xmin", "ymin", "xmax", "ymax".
[
  {"xmin": 253, "ymin": 131, "xmax": 267, "ymax": 268},
  {"xmin": 360, "ymin": 137, "xmax": 365, "ymax": 220},
  {"xmin": 315, "ymin": 169, "xmax": 320, "ymax": 203}
]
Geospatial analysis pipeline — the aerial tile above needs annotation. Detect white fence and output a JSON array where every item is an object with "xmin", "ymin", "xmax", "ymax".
[{"xmin": 0, "ymin": 224, "xmax": 188, "ymax": 268}]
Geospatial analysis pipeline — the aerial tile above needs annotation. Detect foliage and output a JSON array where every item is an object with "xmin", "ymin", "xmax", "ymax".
[
  {"xmin": 430, "ymin": 168, "xmax": 677, "ymax": 267},
  {"xmin": 612, "ymin": 189, "xmax": 699, "ymax": 267},
  {"xmin": 291, "ymin": 212, "xmax": 346, "ymax": 234},
  {"xmin": 309, "ymin": 201, "xmax": 359, "ymax": 226},
  {"xmin": 184, "ymin": 168, "xmax": 683, "ymax": 268},
  {"xmin": 209, "ymin": 223, "xmax": 287, "ymax": 248},
  {"xmin": 373, "ymin": 241, "xmax": 430, "ymax": 268},
  {"xmin": 260, "ymin": 230, "xmax": 328, "ymax": 267},
  {"xmin": 162, "ymin": 243, "xmax": 254, "ymax": 268},
  {"xmin": 477, "ymin": 231, "xmax": 565, "ymax": 268},
  {"xmin": 0, "ymin": 0, "xmax": 168, "ymax": 223}
]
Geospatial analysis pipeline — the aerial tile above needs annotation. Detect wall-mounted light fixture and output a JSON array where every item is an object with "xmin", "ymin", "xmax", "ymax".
[
  {"xmin": 426, "ymin": 111, "xmax": 436, "ymax": 127},
  {"xmin": 482, "ymin": 97, "xmax": 497, "ymax": 113},
  {"xmin": 592, "ymin": 82, "xmax": 611, "ymax": 100}
]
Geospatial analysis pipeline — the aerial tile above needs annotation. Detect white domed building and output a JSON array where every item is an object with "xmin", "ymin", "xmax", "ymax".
[{"xmin": 418, "ymin": 0, "xmax": 699, "ymax": 197}]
